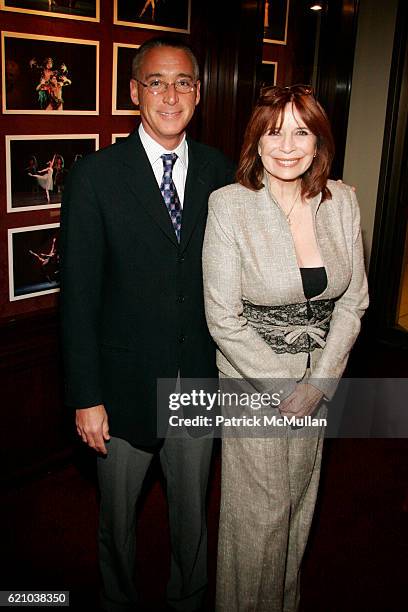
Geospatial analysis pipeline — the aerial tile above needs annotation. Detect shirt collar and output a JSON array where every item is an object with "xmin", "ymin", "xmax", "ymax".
[{"xmin": 138, "ymin": 123, "xmax": 188, "ymax": 169}]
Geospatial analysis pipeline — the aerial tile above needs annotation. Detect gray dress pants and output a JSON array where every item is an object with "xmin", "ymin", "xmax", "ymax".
[
  {"xmin": 97, "ymin": 435, "xmax": 213, "ymax": 612},
  {"xmin": 216, "ymin": 412, "xmax": 326, "ymax": 612}
]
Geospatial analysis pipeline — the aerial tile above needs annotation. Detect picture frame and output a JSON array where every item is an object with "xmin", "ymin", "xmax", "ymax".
[
  {"xmin": 260, "ymin": 61, "xmax": 278, "ymax": 88},
  {"xmin": 8, "ymin": 224, "xmax": 60, "ymax": 301},
  {"xmin": 0, "ymin": 0, "xmax": 99, "ymax": 22},
  {"xmin": 112, "ymin": 43, "xmax": 140, "ymax": 115},
  {"xmin": 6, "ymin": 134, "xmax": 99, "ymax": 213},
  {"xmin": 112, "ymin": 133, "xmax": 130, "ymax": 144},
  {"xmin": 2, "ymin": 31, "xmax": 99, "ymax": 115},
  {"xmin": 264, "ymin": 0, "xmax": 290, "ymax": 45},
  {"xmin": 114, "ymin": 0, "xmax": 191, "ymax": 34}
]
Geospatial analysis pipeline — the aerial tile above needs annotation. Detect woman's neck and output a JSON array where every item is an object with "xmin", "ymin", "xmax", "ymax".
[{"xmin": 267, "ymin": 176, "xmax": 301, "ymax": 203}]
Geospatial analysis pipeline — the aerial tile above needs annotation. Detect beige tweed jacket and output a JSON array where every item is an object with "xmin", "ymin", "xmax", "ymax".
[{"xmin": 202, "ymin": 179, "xmax": 369, "ymax": 399}]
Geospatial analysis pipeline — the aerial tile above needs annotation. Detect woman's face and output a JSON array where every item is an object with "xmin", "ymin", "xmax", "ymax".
[{"xmin": 258, "ymin": 103, "xmax": 317, "ymax": 185}]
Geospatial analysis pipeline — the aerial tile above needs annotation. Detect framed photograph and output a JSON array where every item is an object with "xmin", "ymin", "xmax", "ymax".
[
  {"xmin": 8, "ymin": 224, "xmax": 60, "ymax": 301},
  {"xmin": 114, "ymin": 0, "xmax": 191, "ymax": 34},
  {"xmin": 0, "ymin": 0, "xmax": 99, "ymax": 22},
  {"xmin": 112, "ymin": 43, "xmax": 140, "ymax": 115},
  {"xmin": 112, "ymin": 133, "xmax": 129, "ymax": 144},
  {"xmin": 260, "ymin": 61, "xmax": 278, "ymax": 88},
  {"xmin": 264, "ymin": 0, "xmax": 290, "ymax": 45},
  {"xmin": 6, "ymin": 135, "xmax": 99, "ymax": 213},
  {"xmin": 2, "ymin": 32, "xmax": 99, "ymax": 114}
]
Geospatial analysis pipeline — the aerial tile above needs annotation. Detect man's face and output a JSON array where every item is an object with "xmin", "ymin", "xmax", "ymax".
[{"xmin": 130, "ymin": 46, "xmax": 200, "ymax": 149}]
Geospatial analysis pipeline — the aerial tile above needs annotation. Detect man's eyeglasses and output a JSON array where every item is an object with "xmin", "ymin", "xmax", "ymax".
[{"xmin": 136, "ymin": 78, "xmax": 197, "ymax": 95}]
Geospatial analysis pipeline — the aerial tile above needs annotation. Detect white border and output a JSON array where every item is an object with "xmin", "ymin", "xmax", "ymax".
[
  {"xmin": 0, "ymin": 0, "xmax": 100, "ymax": 22},
  {"xmin": 263, "ymin": 0, "xmax": 290, "ymax": 45},
  {"xmin": 6, "ymin": 134, "xmax": 99, "ymax": 212},
  {"xmin": 112, "ymin": 43, "xmax": 140, "ymax": 116},
  {"xmin": 2, "ymin": 31, "xmax": 99, "ymax": 115},
  {"xmin": 112, "ymin": 133, "xmax": 129, "ymax": 144},
  {"xmin": 261, "ymin": 61, "xmax": 278, "ymax": 85},
  {"xmin": 114, "ymin": 0, "xmax": 191, "ymax": 34},
  {"xmin": 8, "ymin": 223, "xmax": 60, "ymax": 301}
]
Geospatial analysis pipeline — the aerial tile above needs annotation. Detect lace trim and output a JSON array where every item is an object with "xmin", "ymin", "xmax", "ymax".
[{"xmin": 243, "ymin": 299, "xmax": 335, "ymax": 354}]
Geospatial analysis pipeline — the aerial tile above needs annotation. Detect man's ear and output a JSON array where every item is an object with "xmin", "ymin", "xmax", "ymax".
[
  {"xmin": 130, "ymin": 79, "xmax": 140, "ymax": 107},
  {"xmin": 195, "ymin": 80, "xmax": 201, "ymax": 107}
]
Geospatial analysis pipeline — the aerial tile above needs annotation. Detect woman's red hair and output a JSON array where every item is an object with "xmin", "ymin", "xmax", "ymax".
[{"xmin": 236, "ymin": 85, "xmax": 335, "ymax": 201}]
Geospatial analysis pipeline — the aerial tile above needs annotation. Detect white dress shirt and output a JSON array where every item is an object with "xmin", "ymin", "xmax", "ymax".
[{"xmin": 138, "ymin": 123, "xmax": 188, "ymax": 207}]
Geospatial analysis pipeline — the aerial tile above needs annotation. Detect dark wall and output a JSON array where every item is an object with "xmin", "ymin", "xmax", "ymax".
[
  {"xmin": 368, "ymin": 0, "xmax": 408, "ymax": 346},
  {"xmin": 315, "ymin": 0, "xmax": 360, "ymax": 178}
]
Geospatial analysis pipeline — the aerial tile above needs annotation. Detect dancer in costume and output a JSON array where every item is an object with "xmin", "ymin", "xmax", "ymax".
[
  {"xmin": 30, "ymin": 57, "xmax": 71, "ymax": 111},
  {"xmin": 28, "ymin": 155, "xmax": 56, "ymax": 203},
  {"xmin": 29, "ymin": 236, "xmax": 59, "ymax": 284},
  {"xmin": 139, "ymin": 0, "xmax": 158, "ymax": 21},
  {"xmin": 53, "ymin": 155, "xmax": 66, "ymax": 194}
]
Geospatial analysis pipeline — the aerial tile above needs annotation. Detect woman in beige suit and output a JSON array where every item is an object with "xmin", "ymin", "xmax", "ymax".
[{"xmin": 202, "ymin": 85, "xmax": 369, "ymax": 612}]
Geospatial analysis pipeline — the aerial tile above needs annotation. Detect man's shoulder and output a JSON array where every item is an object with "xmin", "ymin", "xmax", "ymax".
[{"xmin": 73, "ymin": 131, "xmax": 138, "ymax": 173}]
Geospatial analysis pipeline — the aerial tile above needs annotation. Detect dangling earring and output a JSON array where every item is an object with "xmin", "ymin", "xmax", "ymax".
[{"xmin": 313, "ymin": 149, "xmax": 317, "ymax": 158}]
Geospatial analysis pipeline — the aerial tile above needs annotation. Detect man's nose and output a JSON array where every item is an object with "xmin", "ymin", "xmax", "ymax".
[{"xmin": 163, "ymin": 83, "xmax": 179, "ymax": 105}]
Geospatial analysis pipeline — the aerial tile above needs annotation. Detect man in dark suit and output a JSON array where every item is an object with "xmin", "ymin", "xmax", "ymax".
[{"xmin": 60, "ymin": 37, "xmax": 234, "ymax": 611}]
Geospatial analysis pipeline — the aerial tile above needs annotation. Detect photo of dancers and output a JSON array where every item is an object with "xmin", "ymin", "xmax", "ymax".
[
  {"xmin": 2, "ymin": 32, "xmax": 98, "ymax": 114},
  {"xmin": 8, "ymin": 224, "xmax": 60, "ymax": 301},
  {"xmin": 114, "ymin": 0, "xmax": 190, "ymax": 33},
  {"xmin": 6, "ymin": 135, "xmax": 98, "ymax": 212},
  {"xmin": 0, "ymin": 0, "xmax": 99, "ymax": 22}
]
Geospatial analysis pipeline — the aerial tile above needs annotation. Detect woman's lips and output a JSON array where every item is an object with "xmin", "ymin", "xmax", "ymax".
[{"xmin": 274, "ymin": 158, "xmax": 300, "ymax": 167}]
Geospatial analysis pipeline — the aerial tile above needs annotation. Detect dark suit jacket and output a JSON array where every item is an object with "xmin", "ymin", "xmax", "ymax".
[{"xmin": 60, "ymin": 129, "xmax": 235, "ymax": 449}]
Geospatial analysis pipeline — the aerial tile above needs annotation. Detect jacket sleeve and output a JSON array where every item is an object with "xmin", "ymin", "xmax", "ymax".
[
  {"xmin": 308, "ymin": 187, "xmax": 369, "ymax": 398},
  {"xmin": 203, "ymin": 189, "xmax": 296, "ymax": 398},
  {"xmin": 59, "ymin": 159, "xmax": 106, "ymax": 409}
]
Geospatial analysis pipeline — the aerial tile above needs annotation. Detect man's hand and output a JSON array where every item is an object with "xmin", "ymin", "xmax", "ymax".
[
  {"xmin": 76, "ymin": 404, "xmax": 110, "ymax": 454},
  {"xmin": 279, "ymin": 383, "xmax": 324, "ymax": 418}
]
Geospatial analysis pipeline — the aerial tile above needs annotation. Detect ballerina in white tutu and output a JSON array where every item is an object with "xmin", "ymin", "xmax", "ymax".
[{"xmin": 28, "ymin": 154, "xmax": 56, "ymax": 203}]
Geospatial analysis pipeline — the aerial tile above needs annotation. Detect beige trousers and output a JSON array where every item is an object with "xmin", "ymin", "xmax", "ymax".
[{"xmin": 215, "ymin": 413, "xmax": 326, "ymax": 612}]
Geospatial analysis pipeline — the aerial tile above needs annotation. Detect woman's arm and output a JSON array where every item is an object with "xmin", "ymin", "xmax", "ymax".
[{"xmin": 308, "ymin": 186, "xmax": 369, "ymax": 398}]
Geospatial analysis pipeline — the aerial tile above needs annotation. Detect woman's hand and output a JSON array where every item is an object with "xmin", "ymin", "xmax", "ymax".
[{"xmin": 279, "ymin": 383, "xmax": 324, "ymax": 418}]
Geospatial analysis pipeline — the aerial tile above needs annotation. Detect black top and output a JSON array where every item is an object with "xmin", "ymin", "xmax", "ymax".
[{"xmin": 300, "ymin": 266, "xmax": 327, "ymax": 300}]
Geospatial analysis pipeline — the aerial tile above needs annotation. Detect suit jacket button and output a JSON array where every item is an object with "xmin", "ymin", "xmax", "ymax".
[
  {"xmin": 177, "ymin": 295, "xmax": 185, "ymax": 303},
  {"xmin": 178, "ymin": 256, "xmax": 185, "ymax": 263},
  {"xmin": 178, "ymin": 335, "xmax": 185, "ymax": 343}
]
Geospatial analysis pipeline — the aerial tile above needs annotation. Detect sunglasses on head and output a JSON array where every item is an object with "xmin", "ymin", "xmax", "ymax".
[{"xmin": 260, "ymin": 84, "xmax": 315, "ymax": 98}]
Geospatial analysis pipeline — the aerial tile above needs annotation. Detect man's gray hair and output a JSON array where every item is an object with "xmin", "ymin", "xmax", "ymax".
[{"xmin": 132, "ymin": 37, "xmax": 200, "ymax": 82}]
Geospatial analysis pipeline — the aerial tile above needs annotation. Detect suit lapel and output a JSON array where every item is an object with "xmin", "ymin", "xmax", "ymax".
[
  {"xmin": 180, "ymin": 137, "xmax": 210, "ymax": 251},
  {"xmin": 121, "ymin": 131, "xmax": 179, "ymax": 247}
]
